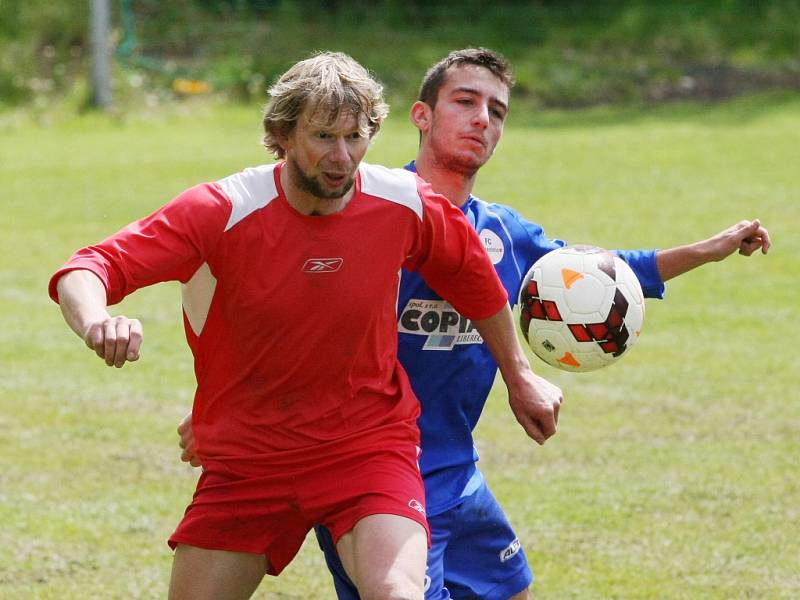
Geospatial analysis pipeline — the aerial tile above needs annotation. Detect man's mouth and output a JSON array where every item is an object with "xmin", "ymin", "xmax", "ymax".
[
  {"xmin": 462, "ymin": 135, "xmax": 487, "ymax": 148},
  {"xmin": 323, "ymin": 172, "xmax": 348, "ymax": 187}
]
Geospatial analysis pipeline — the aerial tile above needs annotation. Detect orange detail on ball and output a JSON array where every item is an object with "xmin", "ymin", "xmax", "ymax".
[
  {"xmin": 561, "ymin": 268, "xmax": 584, "ymax": 289},
  {"xmin": 557, "ymin": 352, "xmax": 581, "ymax": 367}
]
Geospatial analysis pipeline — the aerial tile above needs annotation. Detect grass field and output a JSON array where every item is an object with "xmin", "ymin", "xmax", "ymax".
[{"xmin": 1, "ymin": 92, "xmax": 799, "ymax": 598}]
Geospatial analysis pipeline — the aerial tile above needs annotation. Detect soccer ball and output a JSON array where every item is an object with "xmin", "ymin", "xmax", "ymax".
[{"xmin": 518, "ymin": 245, "xmax": 645, "ymax": 372}]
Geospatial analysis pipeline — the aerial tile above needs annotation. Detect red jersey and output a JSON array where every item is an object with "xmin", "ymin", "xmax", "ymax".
[{"xmin": 49, "ymin": 162, "xmax": 507, "ymax": 472}]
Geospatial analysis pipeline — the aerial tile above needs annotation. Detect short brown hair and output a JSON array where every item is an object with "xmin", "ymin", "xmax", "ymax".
[
  {"xmin": 418, "ymin": 48, "xmax": 515, "ymax": 109},
  {"xmin": 262, "ymin": 52, "xmax": 389, "ymax": 158}
]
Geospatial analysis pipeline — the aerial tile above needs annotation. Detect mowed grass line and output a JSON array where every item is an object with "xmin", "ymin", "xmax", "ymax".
[{"xmin": 1, "ymin": 93, "xmax": 798, "ymax": 598}]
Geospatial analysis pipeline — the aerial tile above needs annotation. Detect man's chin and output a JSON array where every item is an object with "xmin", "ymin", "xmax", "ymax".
[
  {"xmin": 316, "ymin": 179, "xmax": 354, "ymax": 199},
  {"xmin": 293, "ymin": 163, "xmax": 355, "ymax": 200},
  {"xmin": 441, "ymin": 153, "xmax": 484, "ymax": 176}
]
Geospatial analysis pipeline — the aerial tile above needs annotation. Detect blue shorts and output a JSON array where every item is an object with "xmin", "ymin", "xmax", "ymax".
[{"xmin": 315, "ymin": 476, "xmax": 532, "ymax": 599}]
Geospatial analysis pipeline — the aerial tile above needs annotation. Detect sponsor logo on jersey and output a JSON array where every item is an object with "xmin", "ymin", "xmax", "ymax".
[
  {"xmin": 408, "ymin": 498, "xmax": 426, "ymax": 516},
  {"xmin": 479, "ymin": 228, "xmax": 505, "ymax": 265},
  {"xmin": 302, "ymin": 258, "xmax": 343, "ymax": 272},
  {"xmin": 398, "ymin": 299, "xmax": 484, "ymax": 350},
  {"xmin": 499, "ymin": 537, "xmax": 521, "ymax": 563}
]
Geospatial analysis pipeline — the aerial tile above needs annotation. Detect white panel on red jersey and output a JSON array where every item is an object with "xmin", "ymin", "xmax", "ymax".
[
  {"xmin": 359, "ymin": 163, "xmax": 423, "ymax": 220},
  {"xmin": 218, "ymin": 164, "xmax": 280, "ymax": 231}
]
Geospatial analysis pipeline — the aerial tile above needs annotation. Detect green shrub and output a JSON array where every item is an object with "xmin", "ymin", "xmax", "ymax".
[{"xmin": 1, "ymin": 0, "xmax": 799, "ymax": 111}]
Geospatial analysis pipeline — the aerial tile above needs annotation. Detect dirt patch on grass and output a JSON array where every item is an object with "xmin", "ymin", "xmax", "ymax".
[{"xmin": 648, "ymin": 65, "xmax": 800, "ymax": 103}]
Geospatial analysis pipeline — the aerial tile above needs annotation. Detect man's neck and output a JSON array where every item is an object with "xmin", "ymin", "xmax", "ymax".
[{"xmin": 413, "ymin": 153, "xmax": 476, "ymax": 208}]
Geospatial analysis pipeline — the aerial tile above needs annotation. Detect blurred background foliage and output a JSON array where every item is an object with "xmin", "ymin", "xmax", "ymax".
[{"xmin": 1, "ymin": 0, "xmax": 799, "ymax": 115}]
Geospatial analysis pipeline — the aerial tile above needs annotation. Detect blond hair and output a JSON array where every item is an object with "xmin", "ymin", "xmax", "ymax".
[{"xmin": 262, "ymin": 52, "xmax": 389, "ymax": 158}]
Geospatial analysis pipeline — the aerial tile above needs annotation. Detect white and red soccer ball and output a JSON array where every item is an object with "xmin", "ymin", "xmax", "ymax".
[{"xmin": 518, "ymin": 246, "xmax": 645, "ymax": 372}]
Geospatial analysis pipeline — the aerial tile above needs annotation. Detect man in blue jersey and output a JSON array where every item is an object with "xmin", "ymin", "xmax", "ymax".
[
  {"xmin": 179, "ymin": 49, "xmax": 770, "ymax": 599},
  {"xmin": 308, "ymin": 48, "xmax": 770, "ymax": 600}
]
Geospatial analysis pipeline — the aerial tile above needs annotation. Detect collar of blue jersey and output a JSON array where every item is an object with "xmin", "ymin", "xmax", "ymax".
[{"xmin": 404, "ymin": 160, "xmax": 474, "ymax": 214}]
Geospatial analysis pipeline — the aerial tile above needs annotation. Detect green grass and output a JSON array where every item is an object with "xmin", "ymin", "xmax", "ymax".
[{"xmin": 1, "ymin": 92, "xmax": 799, "ymax": 598}]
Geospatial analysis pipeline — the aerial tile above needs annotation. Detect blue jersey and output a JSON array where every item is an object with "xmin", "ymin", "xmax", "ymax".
[{"xmin": 398, "ymin": 162, "xmax": 666, "ymax": 516}]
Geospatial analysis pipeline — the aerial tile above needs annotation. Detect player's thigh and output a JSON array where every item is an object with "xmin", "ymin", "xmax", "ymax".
[
  {"xmin": 336, "ymin": 513, "xmax": 428, "ymax": 599},
  {"xmin": 314, "ymin": 525, "xmax": 361, "ymax": 600},
  {"xmin": 316, "ymin": 518, "xmax": 451, "ymax": 600},
  {"xmin": 168, "ymin": 543, "xmax": 267, "ymax": 600},
  {"xmin": 443, "ymin": 484, "xmax": 532, "ymax": 600}
]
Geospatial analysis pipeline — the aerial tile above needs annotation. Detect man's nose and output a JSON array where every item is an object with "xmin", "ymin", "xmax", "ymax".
[
  {"xmin": 472, "ymin": 104, "xmax": 490, "ymax": 129},
  {"xmin": 329, "ymin": 137, "xmax": 349, "ymax": 162}
]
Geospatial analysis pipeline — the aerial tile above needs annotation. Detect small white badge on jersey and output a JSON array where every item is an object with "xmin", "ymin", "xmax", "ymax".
[
  {"xmin": 479, "ymin": 229, "xmax": 505, "ymax": 264},
  {"xmin": 499, "ymin": 537, "xmax": 521, "ymax": 562}
]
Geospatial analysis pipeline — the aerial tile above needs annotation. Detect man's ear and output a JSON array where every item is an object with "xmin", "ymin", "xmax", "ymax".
[
  {"xmin": 410, "ymin": 101, "xmax": 432, "ymax": 132},
  {"xmin": 274, "ymin": 125, "xmax": 293, "ymax": 154}
]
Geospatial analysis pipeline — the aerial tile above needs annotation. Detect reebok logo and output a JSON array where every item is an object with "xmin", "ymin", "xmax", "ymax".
[
  {"xmin": 408, "ymin": 499, "xmax": 426, "ymax": 516},
  {"xmin": 302, "ymin": 258, "xmax": 343, "ymax": 273}
]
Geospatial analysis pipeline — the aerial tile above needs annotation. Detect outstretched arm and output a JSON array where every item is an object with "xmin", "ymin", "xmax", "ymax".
[
  {"xmin": 656, "ymin": 219, "xmax": 771, "ymax": 281},
  {"xmin": 55, "ymin": 269, "xmax": 143, "ymax": 368},
  {"xmin": 473, "ymin": 304, "xmax": 563, "ymax": 445}
]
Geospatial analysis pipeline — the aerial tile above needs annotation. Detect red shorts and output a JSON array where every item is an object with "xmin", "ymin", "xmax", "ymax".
[{"xmin": 168, "ymin": 437, "xmax": 429, "ymax": 575}]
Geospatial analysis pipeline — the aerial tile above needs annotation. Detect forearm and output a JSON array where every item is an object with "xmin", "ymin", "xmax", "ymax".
[
  {"xmin": 473, "ymin": 303, "xmax": 563, "ymax": 445},
  {"xmin": 655, "ymin": 219, "xmax": 771, "ymax": 281},
  {"xmin": 472, "ymin": 304, "xmax": 531, "ymax": 387},
  {"xmin": 55, "ymin": 269, "xmax": 111, "ymax": 340},
  {"xmin": 655, "ymin": 242, "xmax": 712, "ymax": 282}
]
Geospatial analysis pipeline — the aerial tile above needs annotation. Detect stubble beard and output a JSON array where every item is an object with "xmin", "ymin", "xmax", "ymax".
[
  {"xmin": 430, "ymin": 132, "xmax": 487, "ymax": 179},
  {"xmin": 436, "ymin": 153, "xmax": 482, "ymax": 178},
  {"xmin": 289, "ymin": 157, "xmax": 355, "ymax": 201}
]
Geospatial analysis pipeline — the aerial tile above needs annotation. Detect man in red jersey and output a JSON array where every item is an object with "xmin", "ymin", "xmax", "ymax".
[{"xmin": 49, "ymin": 52, "xmax": 563, "ymax": 600}]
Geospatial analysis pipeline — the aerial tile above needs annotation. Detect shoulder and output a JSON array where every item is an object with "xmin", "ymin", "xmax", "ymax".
[
  {"xmin": 465, "ymin": 196, "xmax": 568, "ymax": 265},
  {"xmin": 468, "ymin": 195, "xmax": 542, "ymax": 233},
  {"xmin": 358, "ymin": 162, "xmax": 424, "ymax": 220},
  {"xmin": 160, "ymin": 181, "xmax": 232, "ymax": 230},
  {"xmin": 215, "ymin": 164, "xmax": 280, "ymax": 230}
]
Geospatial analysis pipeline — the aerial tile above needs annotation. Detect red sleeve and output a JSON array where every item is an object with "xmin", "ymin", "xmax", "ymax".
[
  {"xmin": 48, "ymin": 183, "xmax": 231, "ymax": 305},
  {"xmin": 405, "ymin": 177, "xmax": 508, "ymax": 321}
]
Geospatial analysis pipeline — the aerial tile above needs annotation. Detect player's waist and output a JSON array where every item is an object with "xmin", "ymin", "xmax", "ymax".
[{"xmin": 195, "ymin": 418, "xmax": 420, "ymax": 474}]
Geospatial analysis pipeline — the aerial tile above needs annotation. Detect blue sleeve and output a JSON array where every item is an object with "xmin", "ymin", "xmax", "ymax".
[
  {"xmin": 489, "ymin": 206, "xmax": 566, "ymax": 306},
  {"xmin": 614, "ymin": 249, "xmax": 665, "ymax": 299},
  {"xmin": 504, "ymin": 207, "xmax": 566, "ymax": 273},
  {"xmin": 508, "ymin": 207, "xmax": 666, "ymax": 299},
  {"xmin": 475, "ymin": 201, "xmax": 666, "ymax": 301}
]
